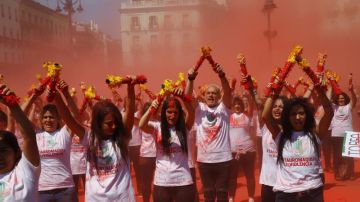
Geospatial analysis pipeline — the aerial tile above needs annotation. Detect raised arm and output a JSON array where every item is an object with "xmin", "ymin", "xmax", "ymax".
[
  {"xmin": 349, "ymin": 84, "xmax": 357, "ymax": 109},
  {"xmin": 139, "ymin": 99, "xmax": 157, "ymax": 134},
  {"xmin": 315, "ymin": 86, "xmax": 334, "ymax": 139},
  {"xmin": 0, "ymin": 84, "xmax": 39, "ymax": 166},
  {"xmin": 214, "ymin": 64, "xmax": 232, "ymax": 109},
  {"xmin": 58, "ymin": 80, "xmax": 80, "ymax": 118},
  {"xmin": 122, "ymin": 82, "xmax": 136, "ymax": 134},
  {"xmin": 303, "ymin": 83, "xmax": 314, "ymax": 99},
  {"xmin": 186, "ymin": 68, "xmax": 199, "ymax": 107},
  {"xmin": 53, "ymin": 89, "xmax": 85, "ymax": 139},
  {"xmin": 174, "ymin": 88, "xmax": 194, "ymax": 131}
]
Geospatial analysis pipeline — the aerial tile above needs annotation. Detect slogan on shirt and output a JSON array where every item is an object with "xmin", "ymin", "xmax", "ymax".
[{"xmin": 283, "ymin": 157, "xmax": 317, "ymax": 167}]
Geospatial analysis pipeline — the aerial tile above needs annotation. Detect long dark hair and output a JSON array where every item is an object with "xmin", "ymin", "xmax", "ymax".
[
  {"xmin": 160, "ymin": 97, "xmax": 188, "ymax": 155},
  {"xmin": 333, "ymin": 92, "xmax": 350, "ymax": 106},
  {"xmin": 277, "ymin": 97, "xmax": 320, "ymax": 165},
  {"xmin": 88, "ymin": 100, "xmax": 129, "ymax": 172},
  {"xmin": 0, "ymin": 130, "xmax": 21, "ymax": 166}
]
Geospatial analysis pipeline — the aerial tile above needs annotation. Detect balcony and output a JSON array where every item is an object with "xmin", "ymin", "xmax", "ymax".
[{"xmin": 121, "ymin": 0, "xmax": 200, "ymax": 10}]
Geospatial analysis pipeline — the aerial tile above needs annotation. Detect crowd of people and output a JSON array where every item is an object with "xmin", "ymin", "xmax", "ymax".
[{"xmin": 0, "ymin": 47, "xmax": 358, "ymax": 202}]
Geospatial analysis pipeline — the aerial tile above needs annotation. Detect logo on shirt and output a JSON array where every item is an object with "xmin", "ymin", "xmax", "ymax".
[
  {"xmin": 47, "ymin": 137, "xmax": 57, "ymax": 148},
  {"xmin": 0, "ymin": 182, "xmax": 11, "ymax": 200},
  {"xmin": 98, "ymin": 146, "xmax": 114, "ymax": 164}
]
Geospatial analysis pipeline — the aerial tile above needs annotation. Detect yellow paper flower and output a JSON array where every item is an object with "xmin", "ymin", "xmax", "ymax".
[
  {"xmin": 175, "ymin": 72, "xmax": 185, "ymax": 87},
  {"xmin": 42, "ymin": 62, "xmax": 63, "ymax": 77},
  {"xmin": 106, "ymin": 75, "xmax": 125, "ymax": 88},
  {"xmin": 85, "ymin": 86, "xmax": 96, "ymax": 99},
  {"xmin": 298, "ymin": 58, "xmax": 310, "ymax": 69},
  {"xmin": 287, "ymin": 45, "xmax": 303, "ymax": 63}
]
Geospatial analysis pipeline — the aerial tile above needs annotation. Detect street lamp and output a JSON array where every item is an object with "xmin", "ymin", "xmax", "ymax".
[
  {"xmin": 263, "ymin": 0, "xmax": 277, "ymax": 52},
  {"xmin": 55, "ymin": 0, "xmax": 84, "ymax": 45}
]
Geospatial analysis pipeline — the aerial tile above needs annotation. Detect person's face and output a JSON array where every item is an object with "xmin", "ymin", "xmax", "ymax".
[
  {"xmin": 41, "ymin": 111, "xmax": 59, "ymax": 133},
  {"xmin": 338, "ymin": 95, "xmax": 346, "ymax": 106},
  {"xmin": 101, "ymin": 113, "xmax": 117, "ymax": 137},
  {"xmin": 289, "ymin": 105, "xmax": 306, "ymax": 131},
  {"xmin": 165, "ymin": 106, "xmax": 179, "ymax": 127},
  {"xmin": 205, "ymin": 86, "xmax": 220, "ymax": 108},
  {"xmin": 272, "ymin": 99, "xmax": 284, "ymax": 121},
  {"xmin": 232, "ymin": 100, "xmax": 243, "ymax": 114},
  {"xmin": 0, "ymin": 141, "xmax": 17, "ymax": 174}
]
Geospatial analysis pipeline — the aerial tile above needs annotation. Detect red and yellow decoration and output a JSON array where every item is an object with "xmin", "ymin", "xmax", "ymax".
[
  {"xmin": 38, "ymin": 62, "xmax": 63, "ymax": 102},
  {"xmin": 150, "ymin": 73, "xmax": 191, "ymax": 114},
  {"xmin": 193, "ymin": 46, "xmax": 212, "ymax": 72},
  {"xmin": 105, "ymin": 75, "xmax": 147, "ymax": 88},
  {"xmin": 0, "ymin": 74, "xmax": 20, "ymax": 106}
]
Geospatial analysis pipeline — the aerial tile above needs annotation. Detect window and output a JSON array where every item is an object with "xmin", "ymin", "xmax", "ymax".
[
  {"xmin": 3, "ymin": 27, "xmax": 6, "ymax": 37},
  {"xmin": 0, "ymin": 5, "xmax": 4, "ymax": 18},
  {"xmin": 182, "ymin": 14, "xmax": 191, "ymax": 28},
  {"xmin": 14, "ymin": 9, "xmax": 17, "ymax": 22},
  {"xmin": 164, "ymin": 15, "xmax": 173, "ymax": 29},
  {"xmin": 131, "ymin": 16, "xmax": 140, "ymax": 31},
  {"xmin": 150, "ymin": 34, "xmax": 158, "ymax": 49},
  {"xmin": 149, "ymin": 16, "xmax": 158, "ymax": 30},
  {"xmin": 132, "ymin": 35, "xmax": 141, "ymax": 52},
  {"xmin": 28, "ymin": 13, "xmax": 32, "ymax": 22},
  {"xmin": 164, "ymin": 34, "xmax": 172, "ymax": 48},
  {"xmin": 8, "ymin": 6, "xmax": 11, "ymax": 20}
]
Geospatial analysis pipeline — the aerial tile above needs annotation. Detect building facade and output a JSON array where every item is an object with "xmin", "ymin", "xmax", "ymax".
[
  {"xmin": 0, "ymin": 0, "xmax": 22, "ymax": 67},
  {"xmin": 119, "ymin": 0, "xmax": 226, "ymax": 68}
]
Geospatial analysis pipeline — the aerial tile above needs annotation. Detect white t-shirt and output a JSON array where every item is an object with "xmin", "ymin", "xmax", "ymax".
[
  {"xmin": 36, "ymin": 126, "xmax": 74, "ymax": 191},
  {"xmin": 229, "ymin": 112, "xmax": 256, "ymax": 153},
  {"xmin": 85, "ymin": 138, "xmax": 135, "ymax": 202},
  {"xmin": 259, "ymin": 126, "xmax": 278, "ymax": 187},
  {"xmin": 140, "ymin": 121, "xmax": 157, "ymax": 158},
  {"xmin": 70, "ymin": 132, "xmax": 88, "ymax": 175},
  {"xmin": 273, "ymin": 132, "xmax": 323, "ymax": 193},
  {"xmin": 0, "ymin": 154, "xmax": 40, "ymax": 202},
  {"xmin": 330, "ymin": 103, "xmax": 353, "ymax": 137},
  {"xmin": 151, "ymin": 122, "xmax": 193, "ymax": 187},
  {"xmin": 129, "ymin": 112, "xmax": 142, "ymax": 147},
  {"xmin": 195, "ymin": 102, "xmax": 232, "ymax": 163}
]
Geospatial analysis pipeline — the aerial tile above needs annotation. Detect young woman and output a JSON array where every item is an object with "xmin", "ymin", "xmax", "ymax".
[
  {"xmin": 263, "ymin": 86, "xmax": 333, "ymax": 202},
  {"xmin": 33, "ymin": 87, "xmax": 85, "ymax": 202},
  {"xmin": 85, "ymin": 81, "xmax": 136, "ymax": 201},
  {"xmin": 228, "ymin": 95, "xmax": 256, "ymax": 202},
  {"xmin": 259, "ymin": 96, "xmax": 287, "ymax": 202},
  {"xmin": 0, "ymin": 84, "xmax": 40, "ymax": 201},
  {"xmin": 139, "ymin": 93, "xmax": 196, "ymax": 202}
]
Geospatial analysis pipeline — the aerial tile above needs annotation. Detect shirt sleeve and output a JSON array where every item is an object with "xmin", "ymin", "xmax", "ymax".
[{"xmin": 18, "ymin": 153, "xmax": 41, "ymax": 183}]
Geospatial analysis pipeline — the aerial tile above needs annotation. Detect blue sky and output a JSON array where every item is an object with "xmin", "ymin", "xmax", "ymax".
[{"xmin": 35, "ymin": 0, "xmax": 122, "ymax": 39}]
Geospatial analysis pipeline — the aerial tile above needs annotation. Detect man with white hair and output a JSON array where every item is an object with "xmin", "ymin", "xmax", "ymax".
[{"xmin": 186, "ymin": 64, "xmax": 232, "ymax": 202}]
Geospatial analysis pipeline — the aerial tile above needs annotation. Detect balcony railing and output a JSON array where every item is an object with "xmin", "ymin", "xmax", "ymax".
[{"xmin": 121, "ymin": 0, "xmax": 200, "ymax": 9}]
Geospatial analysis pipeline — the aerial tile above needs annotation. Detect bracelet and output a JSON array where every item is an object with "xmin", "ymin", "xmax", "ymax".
[{"xmin": 188, "ymin": 76, "xmax": 195, "ymax": 81}]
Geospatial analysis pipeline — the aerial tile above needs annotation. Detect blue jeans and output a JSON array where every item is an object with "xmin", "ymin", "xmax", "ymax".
[
  {"xmin": 275, "ymin": 186, "xmax": 324, "ymax": 202},
  {"xmin": 39, "ymin": 187, "xmax": 78, "ymax": 202}
]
